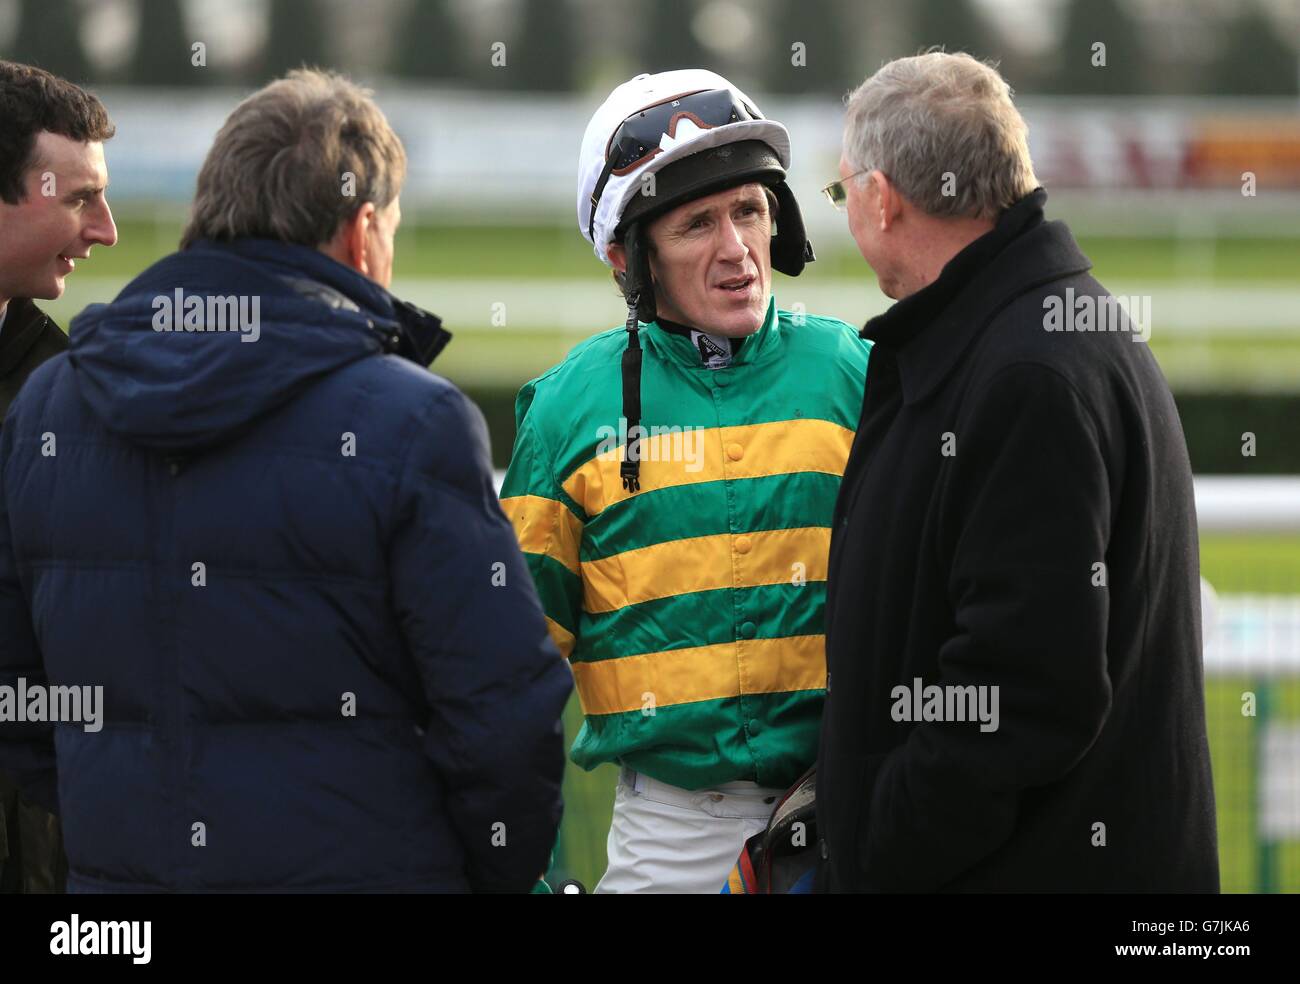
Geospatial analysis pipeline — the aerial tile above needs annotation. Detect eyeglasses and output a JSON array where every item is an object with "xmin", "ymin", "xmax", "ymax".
[
  {"xmin": 588, "ymin": 88, "xmax": 762, "ymax": 240},
  {"xmin": 822, "ymin": 168, "xmax": 872, "ymax": 211}
]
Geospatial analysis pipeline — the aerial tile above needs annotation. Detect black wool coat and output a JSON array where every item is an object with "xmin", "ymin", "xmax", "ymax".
[{"xmin": 816, "ymin": 190, "xmax": 1219, "ymax": 892}]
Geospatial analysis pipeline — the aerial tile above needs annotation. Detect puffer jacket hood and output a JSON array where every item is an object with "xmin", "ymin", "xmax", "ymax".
[{"xmin": 68, "ymin": 238, "xmax": 447, "ymax": 452}]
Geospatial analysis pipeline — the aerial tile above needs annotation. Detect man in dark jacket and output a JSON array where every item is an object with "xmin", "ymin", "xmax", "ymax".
[
  {"xmin": 0, "ymin": 59, "xmax": 118, "ymax": 893},
  {"xmin": 0, "ymin": 300, "xmax": 69, "ymax": 422},
  {"xmin": 816, "ymin": 52, "xmax": 1218, "ymax": 892},
  {"xmin": 0, "ymin": 68, "xmax": 572, "ymax": 892}
]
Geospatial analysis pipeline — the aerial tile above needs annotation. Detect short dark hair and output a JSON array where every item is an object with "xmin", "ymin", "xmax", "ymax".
[{"xmin": 0, "ymin": 60, "xmax": 115, "ymax": 204}]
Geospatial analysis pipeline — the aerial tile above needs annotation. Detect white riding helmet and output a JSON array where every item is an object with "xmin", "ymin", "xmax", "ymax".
[{"xmin": 577, "ymin": 69, "xmax": 794, "ymax": 267}]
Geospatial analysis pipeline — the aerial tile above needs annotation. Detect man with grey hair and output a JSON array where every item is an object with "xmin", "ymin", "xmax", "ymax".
[
  {"xmin": 817, "ymin": 52, "xmax": 1218, "ymax": 892},
  {"xmin": 0, "ymin": 69, "xmax": 572, "ymax": 892}
]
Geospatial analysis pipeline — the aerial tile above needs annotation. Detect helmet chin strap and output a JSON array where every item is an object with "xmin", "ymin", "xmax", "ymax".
[
  {"xmin": 618, "ymin": 299, "xmax": 643, "ymax": 494},
  {"xmin": 618, "ymin": 222, "xmax": 653, "ymax": 493}
]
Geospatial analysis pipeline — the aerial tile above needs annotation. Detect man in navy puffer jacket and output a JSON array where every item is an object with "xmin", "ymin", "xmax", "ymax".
[{"xmin": 0, "ymin": 69, "xmax": 572, "ymax": 893}]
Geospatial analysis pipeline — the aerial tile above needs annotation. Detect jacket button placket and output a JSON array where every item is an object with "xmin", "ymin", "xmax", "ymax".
[{"xmin": 714, "ymin": 374, "xmax": 759, "ymax": 773}]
